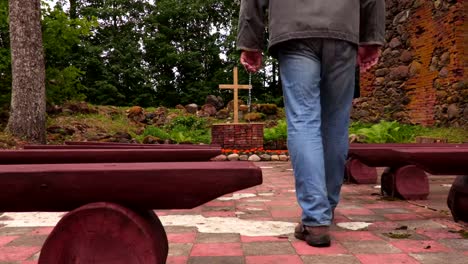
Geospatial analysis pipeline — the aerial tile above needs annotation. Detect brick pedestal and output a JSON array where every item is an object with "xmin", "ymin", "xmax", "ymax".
[{"xmin": 211, "ymin": 123, "xmax": 264, "ymax": 149}]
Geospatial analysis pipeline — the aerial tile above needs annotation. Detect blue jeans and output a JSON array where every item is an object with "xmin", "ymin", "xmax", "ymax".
[{"xmin": 277, "ymin": 39, "xmax": 357, "ymax": 227}]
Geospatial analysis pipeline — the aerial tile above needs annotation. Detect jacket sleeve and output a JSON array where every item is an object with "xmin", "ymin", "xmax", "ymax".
[
  {"xmin": 360, "ymin": 0, "xmax": 385, "ymax": 46},
  {"xmin": 236, "ymin": 0, "xmax": 268, "ymax": 52}
]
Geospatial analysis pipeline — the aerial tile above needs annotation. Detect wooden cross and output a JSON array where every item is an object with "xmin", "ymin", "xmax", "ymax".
[{"xmin": 219, "ymin": 67, "xmax": 252, "ymax": 123}]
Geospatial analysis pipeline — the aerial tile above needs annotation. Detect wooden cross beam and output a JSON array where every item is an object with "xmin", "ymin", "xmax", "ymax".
[{"xmin": 219, "ymin": 67, "xmax": 252, "ymax": 123}]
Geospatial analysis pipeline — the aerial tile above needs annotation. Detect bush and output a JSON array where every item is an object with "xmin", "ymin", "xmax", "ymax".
[
  {"xmin": 264, "ymin": 119, "xmax": 287, "ymax": 141},
  {"xmin": 166, "ymin": 115, "xmax": 208, "ymax": 131},
  {"xmin": 355, "ymin": 120, "xmax": 416, "ymax": 143}
]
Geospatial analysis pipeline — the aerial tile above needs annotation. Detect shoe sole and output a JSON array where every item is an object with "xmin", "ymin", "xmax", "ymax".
[{"xmin": 294, "ymin": 231, "xmax": 331, "ymax": 247}]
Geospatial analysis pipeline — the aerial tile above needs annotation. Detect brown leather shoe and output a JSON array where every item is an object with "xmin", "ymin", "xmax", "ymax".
[{"xmin": 294, "ymin": 224, "xmax": 331, "ymax": 247}]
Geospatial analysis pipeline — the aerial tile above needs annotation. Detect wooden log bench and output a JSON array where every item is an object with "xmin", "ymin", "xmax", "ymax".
[
  {"xmin": 25, "ymin": 141, "xmax": 221, "ymax": 149},
  {"xmin": 0, "ymin": 146, "xmax": 263, "ymax": 264},
  {"xmin": 347, "ymin": 143, "xmax": 468, "ymax": 222}
]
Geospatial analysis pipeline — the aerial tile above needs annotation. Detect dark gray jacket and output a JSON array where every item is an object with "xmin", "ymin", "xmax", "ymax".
[{"xmin": 237, "ymin": 0, "xmax": 385, "ymax": 53}]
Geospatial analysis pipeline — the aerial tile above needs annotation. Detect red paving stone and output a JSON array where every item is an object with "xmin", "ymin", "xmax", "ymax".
[
  {"xmin": 167, "ymin": 233, "xmax": 197, "ymax": 243},
  {"xmin": 356, "ymin": 254, "xmax": 421, "ymax": 264},
  {"xmin": 0, "ymin": 236, "xmax": 17, "ymax": 247},
  {"xmin": 292, "ymin": 241, "xmax": 349, "ymax": 255},
  {"xmin": 0, "ymin": 162, "xmax": 467, "ymax": 264},
  {"xmin": 390, "ymin": 240, "xmax": 453, "ymax": 253},
  {"xmin": 190, "ymin": 243, "xmax": 243, "ymax": 256},
  {"xmin": 0, "ymin": 246, "xmax": 40, "ymax": 262},
  {"xmin": 245, "ymin": 255, "xmax": 303, "ymax": 264},
  {"xmin": 332, "ymin": 231, "xmax": 383, "ymax": 241},
  {"xmin": 166, "ymin": 256, "xmax": 189, "ymax": 264}
]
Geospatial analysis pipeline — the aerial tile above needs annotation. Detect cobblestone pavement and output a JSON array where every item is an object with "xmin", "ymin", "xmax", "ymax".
[{"xmin": 0, "ymin": 162, "xmax": 466, "ymax": 263}]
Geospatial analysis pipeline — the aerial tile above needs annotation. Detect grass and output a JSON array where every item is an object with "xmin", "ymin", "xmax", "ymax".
[{"xmin": 1, "ymin": 105, "xmax": 467, "ymax": 146}]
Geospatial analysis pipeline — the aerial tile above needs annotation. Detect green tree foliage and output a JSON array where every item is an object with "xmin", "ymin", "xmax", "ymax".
[
  {"xmin": 0, "ymin": 1, "xmax": 96, "ymax": 107},
  {"xmin": 70, "ymin": 0, "xmax": 157, "ymax": 106},
  {"xmin": 1, "ymin": 0, "xmax": 281, "ymax": 109},
  {"xmin": 143, "ymin": 0, "xmax": 243, "ymax": 106},
  {"xmin": 0, "ymin": 0, "xmax": 11, "ymax": 107},
  {"xmin": 42, "ymin": 3, "xmax": 97, "ymax": 104}
]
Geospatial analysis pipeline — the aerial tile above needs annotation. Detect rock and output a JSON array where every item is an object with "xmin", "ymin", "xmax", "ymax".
[
  {"xmin": 439, "ymin": 67, "xmax": 449, "ymax": 78},
  {"xmin": 433, "ymin": 79, "xmax": 443, "ymax": 90},
  {"xmin": 409, "ymin": 61, "xmax": 422, "ymax": 76},
  {"xmin": 389, "ymin": 38, "xmax": 402, "ymax": 48},
  {"xmin": 113, "ymin": 132, "xmax": 132, "ymax": 143},
  {"xmin": 126, "ymin": 106, "xmax": 145, "ymax": 123},
  {"xmin": 46, "ymin": 105, "xmax": 63, "ymax": 115},
  {"xmin": 47, "ymin": 126, "xmax": 75, "ymax": 136},
  {"xmin": 215, "ymin": 109, "xmax": 230, "ymax": 119},
  {"xmin": 196, "ymin": 110, "xmax": 210, "ymax": 118},
  {"xmin": 175, "ymin": 104, "xmax": 186, "ymax": 111},
  {"xmin": 375, "ymin": 68, "xmax": 389, "ymax": 77},
  {"xmin": 271, "ymin": 155, "xmax": 280, "ymax": 161},
  {"xmin": 206, "ymin": 95, "xmax": 224, "ymax": 110},
  {"xmin": 142, "ymin": 135, "xmax": 159, "ymax": 144},
  {"xmin": 374, "ymin": 77, "xmax": 386, "ymax": 86},
  {"xmin": 439, "ymin": 52, "xmax": 450, "ymax": 66},
  {"xmin": 185, "ymin": 104, "xmax": 198, "ymax": 114},
  {"xmin": 436, "ymin": 91, "xmax": 448, "ymax": 99},
  {"xmin": 393, "ymin": 10, "xmax": 410, "ymax": 25},
  {"xmin": 212, "ymin": 154, "xmax": 227, "ymax": 161},
  {"xmin": 390, "ymin": 66, "xmax": 409, "ymax": 80},
  {"xmin": 452, "ymin": 81, "xmax": 465, "ymax": 90},
  {"xmin": 257, "ymin": 104, "xmax": 278, "ymax": 115},
  {"xmin": 382, "ymin": 48, "xmax": 392, "ymax": 58},
  {"xmin": 239, "ymin": 155, "xmax": 249, "ymax": 161},
  {"xmin": 165, "ymin": 113, "xmax": 179, "ymax": 124},
  {"xmin": 244, "ymin": 112, "xmax": 263, "ymax": 122},
  {"xmin": 400, "ymin": 50, "xmax": 412, "ymax": 63},
  {"xmin": 201, "ymin": 104, "xmax": 217, "ymax": 116},
  {"xmin": 63, "ymin": 101, "xmax": 98, "ymax": 115},
  {"xmin": 260, "ymin": 154, "xmax": 271, "ymax": 161},
  {"xmin": 145, "ymin": 113, "xmax": 156, "ymax": 123},
  {"xmin": 152, "ymin": 107, "xmax": 168, "ymax": 126},
  {"xmin": 463, "ymin": 107, "xmax": 468, "ymax": 120},
  {"xmin": 239, "ymin": 105, "xmax": 249, "ymax": 113},
  {"xmin": 227, "ymin": 153, "xmax": 240, "ymax": 161},
  {"xmin": 447, "ymin": 96, "xmax": 460, "ymax": 104},
  {"xmin": 227, "ymin": 100, "xmax": 245, "ymax": 112},
  {"xmin": 279, "ymin": 155, "xmax": 289, "ymax": 161},
  {"xmin": 430, "ymin": 56, "xmax": 439, "ymax": 72},
  {"xmin": 448, "ymin": 104, "xmax": 459, "ymax": 120},
  {"xmin": 248, "ymin": 154, "xmax": 261, "ymax": 162}
]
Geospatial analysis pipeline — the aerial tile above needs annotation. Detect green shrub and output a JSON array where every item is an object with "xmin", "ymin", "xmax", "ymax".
[
  {"xmin": 264, "ymin": 119, "xmax": 288, "ymax": 141},
  {"xmin": 166, "ymin": 115, "xmax": 208, "ymax": 131},
  {"xmin": 142, "ymin": 126, "xmax": 170, "ymax": 140},
  {"xmin": 355, "ymin": 120, "xmax": 416, "ymax": 143}
]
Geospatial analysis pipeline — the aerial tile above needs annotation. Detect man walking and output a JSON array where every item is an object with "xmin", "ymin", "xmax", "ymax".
[{"xmin": 237, "ymin": 0, "xmax": 385, "ymax": 247}]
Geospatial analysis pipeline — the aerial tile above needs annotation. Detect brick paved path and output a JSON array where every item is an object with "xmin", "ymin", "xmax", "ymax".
[{"xmin": 1, "ymin": 162, "xmax": 467, "ymax": 264}]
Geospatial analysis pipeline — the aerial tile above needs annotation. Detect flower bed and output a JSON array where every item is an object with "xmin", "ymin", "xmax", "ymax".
[{"xmin": 213, "ymin": 147, "xmax": 290, "ymax": 162}]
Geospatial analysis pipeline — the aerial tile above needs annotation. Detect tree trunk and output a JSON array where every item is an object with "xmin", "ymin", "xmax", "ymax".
[{"xmin": 6, "ymin": 0, "xmax": 46, "ymax": 143}]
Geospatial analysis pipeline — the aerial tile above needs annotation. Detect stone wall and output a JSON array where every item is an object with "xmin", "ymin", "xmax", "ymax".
[
  {"xmin": 353, "ymin": 0, "xmax": 467, "ymax": 127},
  {"xmin": 211, "ymin": 123, "xmax": 264, "ymax": 149}
]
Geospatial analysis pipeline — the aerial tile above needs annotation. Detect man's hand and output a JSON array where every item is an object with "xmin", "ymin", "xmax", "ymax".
[
  {"xmin": 240, "ymin": 50, "xmax": 263, "ymax": 73},
  {"xmin": 358, "ymin": 45, "xmax": 381, "ymax": 72}
]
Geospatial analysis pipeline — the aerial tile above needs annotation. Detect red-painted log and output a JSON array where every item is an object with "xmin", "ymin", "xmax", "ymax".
[
  {"xmin": 348, "ymin": 147, "xmax": 410, "ymax": 167},
  {"xmin": 39, "ymin": 203, "xmax": 168, "ymax": 264},
  {"xmin": 447, "ymin": 175, "xmax": 468, "ymax": 222},
  {"xmin": 65, "ymin": 141, "xmax": 221, "ymax": 149},
  {"xmin": 395, "ymin": 148, "xmax": 468, "ymax": 175},
  {"xmin": 348, "ymin": 144, "xmax": 468, "ymax": 168},
  {"xmin": 345, "ymin": 158, "xmax": 378, "ymax": 184},
  {"xmin": 381, "ymin": 165, "xmax": 429, "ymax": 200},
  {"xmin": 0, "ymin": 162, "xmax": 262, "ymax": 212},
  {"xmin": 25, "ymin": 144, "xmax": 220, "ymax": 150},
  {"xmin": 0, "ymin": 148, "xmax": 221, "ymax": 164}
]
